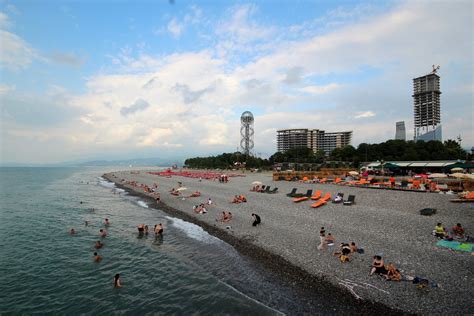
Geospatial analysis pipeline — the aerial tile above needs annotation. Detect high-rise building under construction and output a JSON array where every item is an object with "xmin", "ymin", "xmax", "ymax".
[{"xmin": 413, "ymin": 69, "xmax": 442, "ymax": 141}]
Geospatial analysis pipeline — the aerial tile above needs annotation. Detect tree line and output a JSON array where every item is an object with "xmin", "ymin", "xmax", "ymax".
[{"xmin": 184, "ymin": 140, "xmax": 469, "ymax": 169}]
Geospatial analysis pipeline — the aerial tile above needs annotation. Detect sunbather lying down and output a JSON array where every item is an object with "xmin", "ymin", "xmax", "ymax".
[
  {"xmin": 189, "ymin": 191, "xmax": 201, "ymax": 197},
  {"xmin": 231, "ymin": 195, "xmax": 247, "ymax": 203},
  {"xmin": 217, "ymin": 211, "xmax": 232, "ymax": 222}
]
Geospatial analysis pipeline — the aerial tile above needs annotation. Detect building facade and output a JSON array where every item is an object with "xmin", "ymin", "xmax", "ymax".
[
  {"xmin": 277, "ymin": 129, "xmax": 352, "ymax": 155},
  {"xmin": 395, "ymin": 121, "xmax": 406, "ymax": 141},
  {"xmin": 413, "ymin": 72, "xmax": 442, "ymax": 141}
]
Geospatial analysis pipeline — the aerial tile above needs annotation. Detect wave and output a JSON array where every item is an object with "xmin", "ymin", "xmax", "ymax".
[
  {"xmin": 165, "ymin": 216, "xmax": 220, "ymax": 244},
  {"xmin": 97, "ymin": 177, "xmax": 115, "ymax": 189},
  {"xmin": 136, "ymin": 200, "xmax": 149, "ymax": 208}
]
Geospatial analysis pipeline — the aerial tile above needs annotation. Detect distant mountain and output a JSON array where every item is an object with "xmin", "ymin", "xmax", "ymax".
[{"xmin": 1, "ymin": 157, "xmax": 184, "ymax": 167}]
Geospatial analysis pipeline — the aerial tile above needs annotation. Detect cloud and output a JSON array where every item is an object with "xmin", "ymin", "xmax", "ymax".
[
  {"xmin": 173, "ymin": 83, "xmax": 213, "ymax": 104},
  {"xmin": 50, "ymin": 51, "xmax": 85, "ymax": 67},
  {"xmin": 354, "ymin": 111, "xmax": 376, "ymax": 119},
  {"xmin": 0, "ymin": 84, "xmax": 14, "ymax": 95},
  {"xmin": 120, "ymin": 99, "xmax": 151, "ymax": 116},
  {"xmin": 0, "ymin": 30, "xmax": 36, "ymax": 70},
  {"xmin": 300, "ymin": 83, "xmax": 340, "ymax": 95},
  {"xmin": 0, "ymin": 12, "xmax": 11, "ymax": 28},
  {"xmin": 167, "ymin": 18, "xmax": 183, "ymax": 38},
  {"xmin": 283, "ymin": 67, "xmax": 304, "ymax": 85}
]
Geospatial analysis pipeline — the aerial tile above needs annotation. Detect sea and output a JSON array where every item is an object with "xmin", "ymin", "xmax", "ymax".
[{"xmin": 0, "ymin": 167, "xmax": 346, "ymax": 315}]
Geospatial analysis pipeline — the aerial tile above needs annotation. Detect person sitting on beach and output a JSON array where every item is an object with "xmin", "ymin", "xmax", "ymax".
[
  {"xmin": 114, "ymin": 273, "xmax": 122, "ymax": 288},
  {"xmin": 350, "ymin": 242, "xmax": 358, "ymax": 253},
  {"xmin": 452, "ymin": 223, "xmax": 465, "ymax": 238},
  {"xmin": 433, "ymin": 223, "xmax": 447, "ymax": 238},
  {"xmin": 104, "ymin": 218, "xmax": 110, "ymax": 226},
  {"xmin": 154, "ymin": 223, "xmax": 163, "ymax": 235},
  {"xmin": 336, "ymin": 243, "xmax": 351, "ymax": 262},
  {"xmin": 69, "ymin": 228, "xmax": 76, "ymax": 235},
  {"xmin": 208, "ymin": 198, "xmax": 213, "ymax": 205},
  {"xmin": 95, "ymin": 241, "xmax": 104, "ymax": 249},
  {"xmin": 385, "ymin": 263, "xmax": 402, "ymax": 281},
  {"xmin": 239, "ymin": 195, "xmax": 247, "ymax": 202},
  {"xmin": 94, "ymin": 252, "xmax": 103, "ymax": 262},
  {"xmin": 369, "ymin": 255, "xmax": 388, "ymax": 276},
  {"xmin": 231, "ymin": 195, "xmax": 241, "ymax": 203},
  {"xmin": 100, "ymin": 229, "xmax": 107, "ymax": 238},
  {"xmin": 252, "ymin": 213, "xmax": 261, "ymax": 226},
  {"xmin": 156, "ymin": 194, "xmax": 161, "ymax": 202},
  {"xmin": 224, "ymin": 212, "xmax": 233, "ymax": 222}
]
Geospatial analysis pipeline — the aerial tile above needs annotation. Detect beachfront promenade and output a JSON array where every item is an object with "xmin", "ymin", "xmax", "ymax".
[{"xmin": 104, "ymin": 170, "xmax": 473, "ymax": 314}]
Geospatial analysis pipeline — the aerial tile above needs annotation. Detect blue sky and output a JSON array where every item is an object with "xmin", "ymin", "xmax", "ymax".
[{"xmin": 1, "ymin": 0, "xmax": 472, "ymax": 163}]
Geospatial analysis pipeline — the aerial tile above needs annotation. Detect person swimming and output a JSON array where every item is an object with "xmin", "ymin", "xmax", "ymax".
[
  {"xmin": 104, "ymin": 218, "xmax": 110, "ymax": 226},
  {"xmin": 114, "ymin": 273, "xmax": 122, "ymax": 288},
  {"xmin": 144, "ymin": 225, "xmax": 149, "ymax": 235},
  {"xmin": 69, "ymin": 228, "xmax": 76, "ymax": 235},
  {"xmin": 95, "ymin": 241, "xmax": 104, "ymax": 249},
  {"xmin": 94, "ymin": 252, "xmax": 102, "ymax": 262},
  {"xmin": 154, "ymin": 223, "xmax": 163, "ymax": 235},
  {"xmin": 99, "ymin": 229, "xmax": 107, "ymax": 238}
]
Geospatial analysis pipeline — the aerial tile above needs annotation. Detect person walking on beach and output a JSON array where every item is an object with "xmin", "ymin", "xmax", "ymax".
[
  {"xmin": 114, "ymin": 274, "xmax": 122, "ymax": 288},
  {"xmin": 252, "ymin": 213, "xmax": 261, "ymax": 226}
]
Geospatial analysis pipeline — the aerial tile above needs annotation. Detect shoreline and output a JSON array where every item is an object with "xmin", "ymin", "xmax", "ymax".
[{"xmin": 103, "ymin": 172, "xmax": 407, "ymax": 315}]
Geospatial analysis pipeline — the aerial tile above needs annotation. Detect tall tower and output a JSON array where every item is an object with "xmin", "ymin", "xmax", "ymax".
[
  {"xmin": 240, "ymin": 111, "xmax": 254, "ymax": 155},
  {"xmin": 395, "ymin": 121, "xmax": 406, "ymax": 140},
  {"xmin": 413, "ymin": 66, "xmax": 442, "ymax": 141}
]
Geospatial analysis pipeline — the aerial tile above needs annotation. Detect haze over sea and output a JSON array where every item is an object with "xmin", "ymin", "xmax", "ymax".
[{"xmin": 0, "ymin": 167, "xmax": 333, "ymax": 315}]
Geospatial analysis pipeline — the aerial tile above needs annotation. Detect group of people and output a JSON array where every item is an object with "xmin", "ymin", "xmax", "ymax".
[
  {"xmin": 231, "ymin": 195, "xmax": 247, "ymax": 203},
  {"xmin": 193, "ymin": 204, "xmax": 207, "ymax": 214},
  {"xmin": 217, "ymin": 211, "xmax": 233, "ymax": 223},
  {"xmin": 137, "ymin": 223, "xmax": 164, "ymax": 237},
  {"xmin": 433, "ymin": 222, "xmax": 465, "ymax": 239}
]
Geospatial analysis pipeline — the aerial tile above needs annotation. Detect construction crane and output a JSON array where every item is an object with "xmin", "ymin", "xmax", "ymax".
[{"xmin": 431, "ymin": 64, "xmax": 440, "ymax": 74}]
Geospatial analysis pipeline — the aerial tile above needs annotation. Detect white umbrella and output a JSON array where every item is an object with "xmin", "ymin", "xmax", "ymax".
[
  {"xmin": 176, "ymin": 187, "xmax": 188, "ymax": 191},
  {"xmin": 348, "ymin": 171, "xmax": 359, "ymax": 176},
  {"xmin": 428, "ymin": 173, "xmax": 447, "ymax": 179},
  {"xmin": 450, "ymin": 167, "xmax": 464, "ymax": 172},
  {"xmin": 450, "ymin": 173, "xmax": 467, "ymax": 179},
  {"xmin": 252, "ymin": 181, "xmax": 262, "ymax": 185}
]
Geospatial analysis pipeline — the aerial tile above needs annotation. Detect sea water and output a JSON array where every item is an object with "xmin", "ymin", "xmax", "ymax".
[{"xmin": 0, "ymin": 167, "xmax": 331, "ymax": 315}]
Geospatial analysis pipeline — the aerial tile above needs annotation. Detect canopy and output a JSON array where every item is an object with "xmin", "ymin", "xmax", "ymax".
[
  {"xmin": 383, "ymin": 162, "xmax": 399, "ymax": 169},
  {"xmin": 428, "ymin": 173, "xmax": 447, "ymax": 179}
]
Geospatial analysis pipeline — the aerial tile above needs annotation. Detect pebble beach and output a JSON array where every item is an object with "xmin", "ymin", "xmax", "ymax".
[{"xmin": 104, "ymin": 170, "xmax": 473, "ymax": 315}]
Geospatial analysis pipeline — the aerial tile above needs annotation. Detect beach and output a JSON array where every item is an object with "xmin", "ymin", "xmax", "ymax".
[{"xmin": 104, "ymin": 170, "xmax": 473, "ymax": 315}]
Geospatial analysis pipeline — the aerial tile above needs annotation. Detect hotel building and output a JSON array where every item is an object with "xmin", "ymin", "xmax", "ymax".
[{"xmin": 277, "ymin": 129, "xmax": 352, "ymax": 155}]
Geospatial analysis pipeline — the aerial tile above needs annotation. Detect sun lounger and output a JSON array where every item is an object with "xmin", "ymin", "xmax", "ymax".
[
  {"xmin": 319, "ymin": 178, "xmax": 328, "ymax": 184},
  {"xmin": 334, "ymin": 178, "xmax": 342, "ymax": 184},
  {"xmin": 293, "ymin": 190, "xmax": 313, "ymax": 202},
  {"xmin": 310, "ymin": 190, "xmax": 322, "ymax": 200},
  {"xmin": 268, "ymin": 187, "xmax": 278, "ymax": 194},
  {"xmin": 261, "ymin": 186, "xmax": 271, "ymax": 193},
  {"xmin": 343, "ymin": 195, "xmax": 355, "ymax": 205},
  {"xmin": 310, "ymin": 192, "xmax": 331, "ymax": 208},
  {"xmin": 286, "ymin": 188, "xmax": 297, "ymax": 197}
]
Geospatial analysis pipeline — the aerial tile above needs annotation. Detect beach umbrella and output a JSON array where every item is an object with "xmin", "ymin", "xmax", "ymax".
[
  {"xmin": 252, "ymin": 181, "xmax": 262, "ymax": 185},
  {"xmin": 348, "ymin": 171, "xmax": 359, "ymax": 176},
  {"xmin": 428, "ymin": 173, "xmax": 447, "ymax": 179},
  {"xmin": 176, "ymin": 187, "xmax": 188, "ymax": 191},
  {"xmin": 450, "ymin": 173, "xmax": 467, "ymax": 179},
  {"xmin": 450, "ymin": 167, "xmax": 464, "ymax": 172}
]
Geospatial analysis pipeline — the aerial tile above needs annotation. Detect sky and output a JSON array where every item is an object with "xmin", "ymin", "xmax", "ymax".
[{"xmin": 0, "ymin": 0, "xmax": 472, "ymax": 164}]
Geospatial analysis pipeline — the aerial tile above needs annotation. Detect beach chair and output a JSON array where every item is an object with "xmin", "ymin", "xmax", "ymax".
[
  {"xmin": 261, "ymin": 186, "xmax": 271, "ymax": 193},
  {"xmin": 332, "ymin": 193, "xmax": 344, "ymax": 203},
  {"xmin": 343, "ymin": 195, "xmax": 356, "ymax": 205},
  {"xmin": 268, "ymin": 187, "xmax": 278, "ymax": 194},
  {"xmin": 293, "ymin": 190, "xmax": 313, "ymax": 202},
  {"xmin": 310, "ymin": 190, "xmax": 322, "ymax": 200},
  {"xmin": 320, "ymin": 178, "xmax": 328, "ymax": 184},
  {"xmin": 334, "ymin": 178, "xmax": 342, "ymax": 184},
  {"xmin": 311, "ymin": 193, "xmax": 331, "ymax": 208},
  {"xmin": 286, "ymin": 188, "xmax": 297, "ymax": 197}
]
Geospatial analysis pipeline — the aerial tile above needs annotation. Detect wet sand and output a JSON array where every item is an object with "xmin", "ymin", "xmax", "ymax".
[{"xmin": 104, "ymin": 170, "xmax": 473, "ymax": 315}]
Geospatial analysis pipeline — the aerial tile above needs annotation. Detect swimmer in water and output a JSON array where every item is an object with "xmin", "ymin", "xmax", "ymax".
[
  {"xmin": 154, "ymin": 223, "xmax": 163, "ymax": 236},
  {"xmin": 137, "ymin": 223, "xmax": 145, "ymax": 235},
  {"xmin": 94, "ymin": 252, "xmax": 102, "ymax": 262},
  {"xmin": 69, "ymin": 228, "xmax": 76, "ymax": 235},
  {"xmin": 100, "ymin": 229, "xmax": 107, "ymax": 237},
  {"xmin": 95, "ymin": 241, "xmax": 104, "ymax": 249},
  {"xmin": 114, "ymin": 273, "xmax": 122, "ymax": 288},
  {"xmin": 104, "ymin": 218, "xmax": 110, "ymax": 226},
  {"xmin": 144, "ymin": 225, "xmax": 149, "ymax": 235},
  {"xmin": 85, "ymin": 220, "xmax": 89, "ymax": 226}
]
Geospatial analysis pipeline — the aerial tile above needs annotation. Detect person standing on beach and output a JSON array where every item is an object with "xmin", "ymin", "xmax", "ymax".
[
  {"xmin": 317, "ymin": 227, "xmax": 326, "ymax": 250},
  {"xmin": 252, "ymin": 213, "xmax": 261, "ymax": 226}
]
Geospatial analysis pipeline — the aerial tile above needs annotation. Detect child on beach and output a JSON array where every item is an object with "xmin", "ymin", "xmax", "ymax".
[
  {"xmin": 317, "ymin": 227, "xmax": 326, "ymax": 250},
  {"xmin": 433, "ymin": 223, "xmax": 447, "ymax": 238}
]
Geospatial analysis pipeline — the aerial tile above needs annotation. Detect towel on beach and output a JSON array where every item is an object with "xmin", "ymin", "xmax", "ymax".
[{"xmin": 436, "ymin": 240, "xmax": 473, "ymax": 252}]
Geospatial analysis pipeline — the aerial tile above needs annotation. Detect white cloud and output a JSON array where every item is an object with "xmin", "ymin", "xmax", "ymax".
[
  {"xmin": 354, "ymin": 111, "xmax": 376, "ymax": 119},
  {"xmin": 167, "ymin": 18, "xmax": 183, "ymax": 38},
  {"xmin": 0, "ymin": 29, "xmax": 36, "ymax": 69},
  {"xmin": 300, "ymin": 83, "xmax": 340, "ymax": 95},
  {"xmin": 0, "ymin": 12, "xmax": 11, "ymax": 28},
  {"xmin": 0, "ymin": 84, "xmax": 14, "ymax": 95}
]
